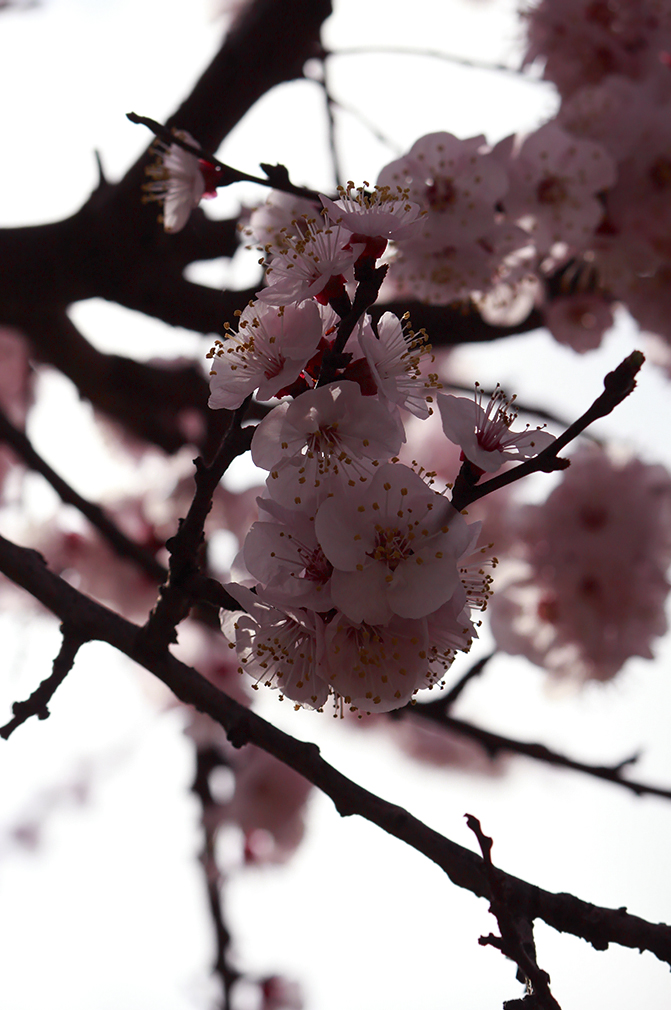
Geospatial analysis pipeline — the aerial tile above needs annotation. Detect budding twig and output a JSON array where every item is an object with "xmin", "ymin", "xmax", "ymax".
[
  {"xmin": 127, "ymin": 112, "xmax": 324, "ymax": 203},
  {"xmin": 451, "ymin": 352, "xmax": 645, "ymax": 512}
]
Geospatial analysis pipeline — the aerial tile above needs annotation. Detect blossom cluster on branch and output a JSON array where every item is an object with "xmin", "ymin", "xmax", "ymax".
[{"xmin": 4, "ymin": 0, "xmax": 671, "ymax": 1007}]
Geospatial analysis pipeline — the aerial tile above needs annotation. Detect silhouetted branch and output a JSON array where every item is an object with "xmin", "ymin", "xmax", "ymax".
[
  {"xmin": 192, "ymin": 746, "xmax": 240, "ymax": 1009},
  {"xmin": 1, "ymin": 624, "xmax": 84, "ymax": 739},
  {"xmin": 467, "ymin": 815, "xmax": 562, "ymax": 1010},
  {"xmin": 0, "ymin": 404, "xmax": 166, "ymax": 582},
  {"xmin": 406, "ymin": 706, "xmax": 671, "ymax": 801},
  {"xmin": 140, "ymin": 398, "xmax": 255, "ymax": 649}
]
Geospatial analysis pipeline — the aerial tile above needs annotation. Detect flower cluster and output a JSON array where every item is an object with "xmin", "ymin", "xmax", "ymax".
[
  {"xmin": 206, "ymin": 187, "xmax": 562, "ymax": 714},
  {"xmin": 489, "ymin": 447, "xmax": 671, "ymax": 682}
]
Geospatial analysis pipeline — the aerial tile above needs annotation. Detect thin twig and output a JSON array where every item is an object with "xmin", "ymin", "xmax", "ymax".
[
  {"xmin": 1, "ymin": 624, "xmax": 84, "ymax": 739},
  {"xmin": 327, "ymin": 44, "xmax": 531, "ymax": 78},
  {"xmin": 127, "ymin": 113, "xmax": 325, "ymax": 203},
  {"xmin": 139, "ymin": 399, "xmax": 255, "ymax": 649},
  {"xmin": 450, "ymin": 352, "xmax": 645, "ymax": 512},
  {"xmin": 192, "ymin": 746, "xmax": 240, "ymax": 1009},
  {"xmin": 407, "ymin": 707, "xmax": 671, "ymax": 801},
  {"xmin": 319, "ymin": 58, "xmax": 343, "ymax": 190},
  {"xmin": 440, "ymin": 652, "xmax": 494, "ymax": 709},
  {"xmin": 0, "ymin": 404, "xmax": 166, "ymax": 583}
]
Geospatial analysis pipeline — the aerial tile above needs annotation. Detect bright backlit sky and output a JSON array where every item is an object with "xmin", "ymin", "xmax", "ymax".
[{"xmin": 1, "ymin": 2, "xmax": 671, "ymax": 1009}]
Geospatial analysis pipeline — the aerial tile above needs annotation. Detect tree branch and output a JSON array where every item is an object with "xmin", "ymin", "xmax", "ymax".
[
  {"xmin": 1, "ymin": 532, "xmax": 670, "ymax": 967},
  {"xmin": 405, "ymin": 705, "xmax": 671, "ymax": 802},
  {"xmin": 0, "ymin": 403, "xmax": 166, "ymax": 582},
  {"xmin": 1, "ymin": 624, "xmax": 84, "ymax": 739}
]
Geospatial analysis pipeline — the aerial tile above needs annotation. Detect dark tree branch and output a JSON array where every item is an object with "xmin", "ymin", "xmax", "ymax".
[
  {"xmin": 15, "ymin": 310, "xmax": 236, "ymax": 456},
  {"xmin": 0, "ymin": 0, "xmax": 333, "ymax": 340},
  {"xmin": 467, "ymin": 815, "xmax": 563, "ymax": 1010},
  {"xmin": 140, "ymin": 399, "xmax": 255, "ymax": 649},
  {"xmin": 192, "ymin": 746, "xmax": 240, "ymax": 1009},
  {"xmin": 0, "ymin": 404, "xmax": 166, "ymax": 583},
  {"xmin": 1, "ymin": 624, "xmax": 84, "ymax": 739},
  {"xmin": 406, "ymin": 706, "xmax": 671, "ymax": 802},
  {"xmin": 128, "ymin": 113, "xmax": 325, "ymax": 203},
  {"xmin": 1, "ymin": 532, "xmax": 671, "ymax": 968},
  {"xmin": 440, "ymin": 652, "xmax": 494, "ymax": 709}
]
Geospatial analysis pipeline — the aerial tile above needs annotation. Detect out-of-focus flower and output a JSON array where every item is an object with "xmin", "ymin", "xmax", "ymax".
[
  {"xmin": 490, "ymin": 447, "xmax": 671, "ymax": 682},
  {"xmin": 260, "ymin": 976, "xmax": 303, "ymax": 1010},
  {"xmin": 220, "ymin": 745, "xmax": 313, "ymax": 864},
  {"xmin": 544, "ymin": 291, "xmax": 614, "ymax": 352},
  {"xmin": 503, "ymin": 123, "xmax": 616, "ymax": 253},
  {"xmin": 522, "ymin": 0, "xmax": 671, "ymax": 99}
]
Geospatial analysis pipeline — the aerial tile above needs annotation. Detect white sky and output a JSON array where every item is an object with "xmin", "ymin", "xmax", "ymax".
[{"xmin": 1, "ymin": 1, "xmax": 671, "ymax": 1009}]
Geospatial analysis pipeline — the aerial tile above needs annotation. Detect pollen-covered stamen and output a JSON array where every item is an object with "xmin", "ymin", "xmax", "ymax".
[
  {"xmin": 295, "ymin": 542, "xmax": 333, "ymax": 584},
  {"xmin": 358, "ymin": 311, "xmax": 442, "ymax": 420},
  {"xmin": 459, "ymin": 545, "xmax": 498, "ymax": 612},
  {"xmin": 369, "ymin": 523, "xmax": 413, "ymax": 570},
  {"xmin": 320, "ymin": 181, "xmax": 423, "ymax": 247},
  {"xmin": 212, "ymin": 311, "xmax": 286, "ymax": 379},
  {"xmin": 474, "ymin": 382, "xmax": 520, "ymax": 452}
]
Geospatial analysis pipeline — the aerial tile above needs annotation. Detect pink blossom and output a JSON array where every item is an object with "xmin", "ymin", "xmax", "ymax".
[
  {"xmin": 317, "ymin": 610, "xmax": 433, "ymax": 712},
  {"xmin": 222, "ymin": 584, "xmax": 329, "ymax": 709},
  {"xmin": 242, "ymin": 497, "xmax": 335, "ymax": 611},
  {"xmin": 221, "ymin": 745, "xmax": 312, "ymax": 864},
  {"xmin": 544, "ymin": 292, "xmax": 614, "ymax": 352},
  {"xmin": 142, "ymin": 130, "xmax": 221, "ymax": 233},
  {"xmin": 207, "ymin": 299, "xmax": 322, "ymax": 408},
  {"xmin": 320, "ymin": 182, "xmax": 424, "ymax": 251},
  {"xmin": 357, "ymin": 312, "xmax": 442, "ymax": 419},
  {"xmin": 244, "ymin": 190, "xmax": 318, "ymax": 249},
  {"xmin": 251, "ymin": 381, "xmax": 404, "ymax": 509},
  {"xmin": 378, "ymin": 132, "xmax": 508, "ymax": 250},
  {"xmin": 314, "ymin": 463, "xmax": 477, "ymax": 624},
  {"xmin": 381, "ymin": 221, "xmax": 530, "ymax": 306},
  {"xmin": 260, "ymin": 976, "xmax": 303, "ymax": 1010},
  {"xmin": 503, "ymin": 123, "xmax": 616, "ymax": 253},
  {"xmin": 490, "ymin": 447, "xmax": 671, "ymax": 682},
  {"xmin": 522, "ymin": 0, "xmax": 671, "ymax": 99},
  {"xmin": 257, "ymin": 220, "xmax": 361, "ymax": 306},
  {"xmin": 438, "ymin": 385, "xmax": 554, "ymax": 473}
]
